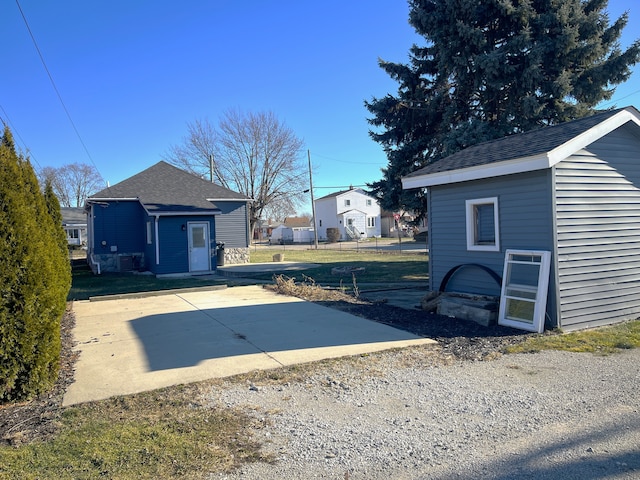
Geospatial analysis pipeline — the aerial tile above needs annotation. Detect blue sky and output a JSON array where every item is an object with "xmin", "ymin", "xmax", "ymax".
[{"xmin": 2, "ymin": 1, "xmax": 639, "ymax": 213}]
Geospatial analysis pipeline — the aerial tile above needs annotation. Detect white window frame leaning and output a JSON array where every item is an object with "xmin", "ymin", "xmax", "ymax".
[
  {"xmin": 465, "ymin": 197, "xmax": 500, "ymax": 252},
  {"xmin": 498, "ymin": 249, "xmax": 551, "ymax": 333}
]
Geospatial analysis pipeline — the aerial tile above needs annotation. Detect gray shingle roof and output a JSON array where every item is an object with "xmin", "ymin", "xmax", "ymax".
[
  {"xmin": 316, "ymin": 187, "xmax": 369, "ymax": 201},
  {"xmin": 404, "ymin": 108, "xmax": 630, "ymax": 178},
  {"xmin": 61, "ymin": 207, "xmax": 86, "ymax": 225},
  {"xmin": 89, "ymin": 161, "xmax": 250, "ymax": 213}
]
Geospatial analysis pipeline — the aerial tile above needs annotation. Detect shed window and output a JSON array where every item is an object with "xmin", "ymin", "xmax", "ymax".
[
  {"xmin": 146, "ymin": 221, "xmax": 153, "ymax": 244},
  {"xmin": 466, "ymin": 197, "xmax": 499, "ymax": 252}
]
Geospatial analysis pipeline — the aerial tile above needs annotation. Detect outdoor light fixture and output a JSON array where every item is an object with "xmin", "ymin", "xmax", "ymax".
[{"xmin": 181, "ymin": 224, "xmax": 186, "ymax": 231}]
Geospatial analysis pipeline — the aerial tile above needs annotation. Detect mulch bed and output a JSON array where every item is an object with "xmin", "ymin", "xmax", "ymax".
[{"xmin": 0, "ymin": 286, "xmax": 530, "ymax": 447}]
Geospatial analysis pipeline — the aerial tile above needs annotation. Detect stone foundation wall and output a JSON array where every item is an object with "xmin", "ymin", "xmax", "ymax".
[{"xmin": 223, "ymin": 247, "xmax": 250, "ymax": 265}]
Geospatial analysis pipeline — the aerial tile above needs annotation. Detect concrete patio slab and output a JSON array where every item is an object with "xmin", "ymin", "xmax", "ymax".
[{"xmin": 64, "ymin": 285, "xmax": 435, "ymax": 406}]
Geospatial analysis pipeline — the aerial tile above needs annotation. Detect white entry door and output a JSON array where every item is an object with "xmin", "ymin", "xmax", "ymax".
[{"xmin": 188, "ymin": 222, "xmax": 210, "ymax": 272}]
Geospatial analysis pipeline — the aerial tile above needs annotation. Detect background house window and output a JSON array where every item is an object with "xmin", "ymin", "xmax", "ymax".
[
  {"xmin": 367, "ymin": 217, "xmax": 375, "ymax": 227},
  {"xmin": 366, "ymin": 199, "xmax": 372, "ymax": 206},
  {"xmin": 347, "ymin": 218, "xmax": 353, "ymax": 226},
  {"xmin": 344, "ymin": 199, "xmax": 351, "ymax": 206},
  {"xmin": 465, "ymin": 197, "xmax": 499, "ymax": 251},
  {"xmin": 319, "ymin": 220, "xmax": 322, "ymax": 227}
]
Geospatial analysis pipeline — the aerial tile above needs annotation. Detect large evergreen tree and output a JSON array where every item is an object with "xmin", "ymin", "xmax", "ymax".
[
  {"xmin": 366, "ymin": 0, "xmax": 640, "ymax": 215},
  {"xmin": 0, "ymin": 126, "xmax": 71, "ymax": 401}
]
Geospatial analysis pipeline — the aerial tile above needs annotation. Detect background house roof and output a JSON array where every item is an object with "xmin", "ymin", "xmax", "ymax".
[
  {"xmin": 283, "ymin": 216, "xmax": 312, "ymax": 228},
  {"xmin": 61, "ymin": 207, "xmax": 86, "ymax": 225},
  {"xmin": 405, "ymin": 107, "xmax": 637, "ymax": 179},
  {"xmin": 316, "ymin": 187, "xmax": 370, "ymax": 201},
  {"xmin": 88, "ymin": 161, "xmax": 250, "ymax": 214}
]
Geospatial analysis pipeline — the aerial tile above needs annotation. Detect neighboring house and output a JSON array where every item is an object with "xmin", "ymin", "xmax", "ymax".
[
  {"xmin": 315, "ymin": 187, "xmax": 381, "ymax": 240},
  {"xmin": 402, "ymin": 106, "xmax": 640, "ymax": 332},
  {"xmin": 269, "ymin": 217, "xmax": 314, "ymax": 244},
  {"xmin": 61, "ymin": 207, "xmax": 87, "ymax": 247},
  {"xmin": 253, "ymin": 219, "xmax": 279, "ymax": 241},
  {"xmin": 85, "ymin": 161, "xmax": 251, "ymax": 275},
  {"xmin": 380, "ymin": 210, "xmax": 427, "ymax": 238}
]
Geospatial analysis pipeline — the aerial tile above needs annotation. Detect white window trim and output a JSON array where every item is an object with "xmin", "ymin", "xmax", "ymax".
[
  {"xmin": 498, "ymin": 249, "xmax": 551, "ymax": 333},
  {"xmin": 465, "ymin": 197, "xmax": 500, "ymax": 252}
]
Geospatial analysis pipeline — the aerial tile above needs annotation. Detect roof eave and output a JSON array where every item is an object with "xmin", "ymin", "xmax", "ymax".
[
  {"xmin": 402, "ymin": 154, "xmax": 551, "ymax": 188},
  {"xmin": 548, "ymin": 108, "xmax": 640, "ymax": 165},
  {"xmin": 147, "ymin": 210, "xmax": 222, "ymax": 217},
  {"xmin": 402, "ymin": 107, "xmax": 640, "ymax": 189}
]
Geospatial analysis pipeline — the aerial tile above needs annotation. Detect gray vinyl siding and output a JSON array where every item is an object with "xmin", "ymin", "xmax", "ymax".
[
  {"xmin": 430, "ymin": 170, "xmax": 555, "ymax": 318},
  {"xmin": 215, "ymin": 201, "xmax": 249, "ymax": 248},
  {"xmin": 554, "ymin": 123, "xmax": 640, "ymax": 330}
]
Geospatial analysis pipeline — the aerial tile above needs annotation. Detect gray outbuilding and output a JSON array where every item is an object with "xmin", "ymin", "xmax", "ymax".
[{"xmin": 403, "ymin": 106, "xmax": 640, "ymax": 331}]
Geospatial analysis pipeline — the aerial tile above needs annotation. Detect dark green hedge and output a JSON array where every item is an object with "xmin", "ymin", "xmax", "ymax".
[{"xmin": 0, "ymin": 127, "xmax": 71, "ymax": 401}]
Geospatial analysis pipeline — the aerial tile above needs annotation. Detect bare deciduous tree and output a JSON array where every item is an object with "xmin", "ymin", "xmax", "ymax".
[
  {"xmin": 165, "ymin": 109, "xmax": 306, "ymax": 236},
  {"xmin": 39, "ymin": 163, "xmax": 104, "ymax": 207}
]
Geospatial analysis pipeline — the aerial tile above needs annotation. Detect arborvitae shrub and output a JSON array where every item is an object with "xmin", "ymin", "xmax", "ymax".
[{"xmin": 0, "ymin": 127, "xmax": 71, "ymax": 401}]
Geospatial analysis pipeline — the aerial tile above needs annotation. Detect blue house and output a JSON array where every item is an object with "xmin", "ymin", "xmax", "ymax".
[
  {"xmin": 403, "ymin": 106, "xmax": 640, "ymax": 332},
  {"xmin": 85, "ymin": 161, "xmax": 251, "ymax": 275}
]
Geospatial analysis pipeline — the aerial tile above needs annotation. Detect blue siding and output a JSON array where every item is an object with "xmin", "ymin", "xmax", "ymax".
[
  {"xmin": 215, "ymin": 201, "xmax": 249, "ymax": 247},
  {"xmin": 154, "ymin": 216, "xmax": 216, "ymax": 275},
  {"xmin": 143, "ymin": 215, "xmax": 156, "ymax": 272},
  {"xmin": 429, "ymin": 169, "xmax": 556, "ymax": 323},
  {"xmin": 90, "ymin": 201, "xmax": 146, "ymax": 254}
]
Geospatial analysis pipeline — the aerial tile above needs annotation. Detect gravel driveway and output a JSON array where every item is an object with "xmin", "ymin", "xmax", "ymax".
[{"xmin": 209, "ymin": 346, "xmax": 639, "ymax": 480}]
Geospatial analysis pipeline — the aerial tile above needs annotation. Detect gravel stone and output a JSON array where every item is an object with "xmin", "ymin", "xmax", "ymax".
[{"xmin": 208, "ymin": 348, "xmax": 640, "ymax": 480}]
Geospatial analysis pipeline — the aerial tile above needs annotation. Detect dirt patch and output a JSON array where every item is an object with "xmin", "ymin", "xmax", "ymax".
[{"xmin": 0, "ymin": 306, "xmax": 78, "ymax": 446}]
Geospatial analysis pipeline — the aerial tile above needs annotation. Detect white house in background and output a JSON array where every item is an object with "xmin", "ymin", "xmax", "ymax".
[
  {"xmin": 269, "ymin": 217, "xmax": 314, "ymax": 244},
  {"xmin": 315, "ymin": 187, "xmax": 381, "ymax": 240},
  {"xmin": 61, "ymin": 207, "xmax": 87, "ymax": 247}
]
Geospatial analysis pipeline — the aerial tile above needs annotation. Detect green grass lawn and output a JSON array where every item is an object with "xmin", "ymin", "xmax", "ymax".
[
  {"xmin": 505, "ymin": 320, "xmax": 640, "ymax": 355},
  {"xmin": 68, "ymin": 263, "xmax": 227, "ymax": 301},
  {"xmin": 69, "ymin": 250, "xmax": 429, "ymax": 301},
  {"xmin": 249, "ymin": 248, "xmax": 429, "ymax": 284}
]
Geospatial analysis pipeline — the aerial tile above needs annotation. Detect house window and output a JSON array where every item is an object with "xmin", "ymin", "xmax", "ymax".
[
  {"xmin": 344, "ymin": 199, "xmax": 351, "ymax": 207},
  {"xmin": 367, "ymin": 217, "xmax": 375, "ymax": 227},
  {"xmin": 465, "ymin": 197, "xmax": 499, "ymax": 252},
  {"xmin": 66, "ymin": 228, "xmax": 79, "ymax": 239},
  {"xmin": 366, "ymin": 199, "xmax": 372, "ymax": 206},
  {"xmin": 146, "ymin": 221, "xmax": 153, "ymax": 245},
  {"xmin": 347, "ymin": 218, "xmax": 353, "ymax": 226},
  {"xmin": 319, "ymin": 220, "xmax": 322, "ymax": 227}
]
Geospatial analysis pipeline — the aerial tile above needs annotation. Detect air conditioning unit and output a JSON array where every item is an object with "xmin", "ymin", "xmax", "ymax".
[{"xmin": 118, "ymin": 255, "xmax": 133, "ymax": 272}]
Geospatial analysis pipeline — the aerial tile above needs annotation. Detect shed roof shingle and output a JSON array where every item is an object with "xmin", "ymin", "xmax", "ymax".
[{"xmin": 404, "ymin": 107, "xmax": 632, "ymax": 179}]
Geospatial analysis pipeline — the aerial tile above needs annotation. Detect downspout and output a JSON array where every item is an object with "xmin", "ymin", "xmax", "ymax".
[
  {"xmin": 155, "ymin": 215, "xmax": 160, "ymax": 266},
  {"xmin": 89, "ymin": 254, "xmax": 101, "ymax": 275}
]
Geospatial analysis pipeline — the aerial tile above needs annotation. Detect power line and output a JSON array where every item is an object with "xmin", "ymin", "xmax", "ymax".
[
  {"xmin": 313, "ymin": 152, "xmax": 383, "ymax": 166},
  {"xmin": 0, "ymin": 102, "xmax": 41, "ymax": 170},
  {"xmin": 15, "ymin": 0, "xmax": 102, "ymax": 178}
]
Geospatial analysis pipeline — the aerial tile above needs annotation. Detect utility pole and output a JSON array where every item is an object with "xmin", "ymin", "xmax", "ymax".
[
  {"xmin": 308, "ymin": 149, "xmax": 319, "ymax": 249},
  {"xmin": 209, "ymin": 154, "xmax": 214, "ymax": 183}
]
